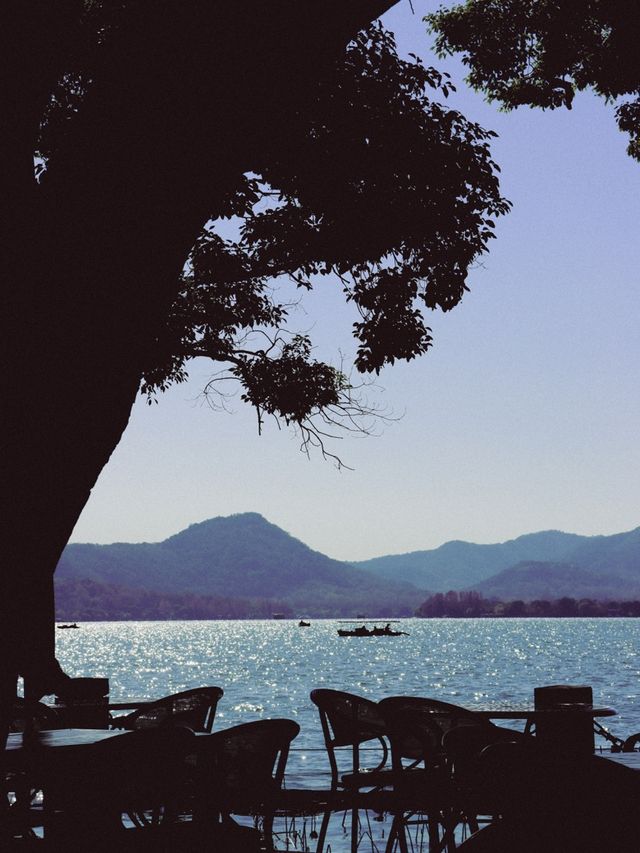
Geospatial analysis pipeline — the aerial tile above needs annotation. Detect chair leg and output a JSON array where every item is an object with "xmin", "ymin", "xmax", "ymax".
[
  {"xmin": 263, "ymin": 811, "xmax": 275, "ymax": 853},
  {"xmin": 315, "ymin": 807, "xmax": 331, "ymax": 853},
  {"xmin": 466, "ymin": 813, "xmax": 480, "ymax": 834},
  {"xmin": 442, "ymin": 810, "xmax": 460, "ymax": 852},
  {"xmin": 351, "ymin": 805, "xmax": 358, "ymax": 853},
  {"xmin": 428, "ymin": 814, "xmax": 444, "ymax": 853},
  {"xmin": 385, "ymin": 813, "xmax": 409, "ymax": 853}
]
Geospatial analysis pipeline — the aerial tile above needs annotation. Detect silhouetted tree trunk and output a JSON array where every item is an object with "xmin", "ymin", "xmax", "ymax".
[{"xmin": 1, "ymin": 1, "xmax": 397, "ymax": 706}]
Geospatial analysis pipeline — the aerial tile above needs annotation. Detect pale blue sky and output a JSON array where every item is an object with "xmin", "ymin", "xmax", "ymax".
[{"xmin": 70, "ymin": 1, "xmax": 640, "ymax": 560}]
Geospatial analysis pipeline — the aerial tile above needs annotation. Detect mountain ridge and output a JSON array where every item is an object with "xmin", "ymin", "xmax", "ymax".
[
  {"xmin": 57, "ymin": 513, "xmax": 420, "ymax": 617},
  {"xmin": 57, "ymin": 515, "xmax": 640, "ymax": 616},
  {"xmin": 472, "ymin": 560, "xmax": 640, "ymax": 601},
  {"xmin": 353, "ymin": 529, "xmax": 590, "ymax": 590}
]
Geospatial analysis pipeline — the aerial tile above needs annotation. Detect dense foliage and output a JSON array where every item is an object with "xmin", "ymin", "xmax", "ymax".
[
  {"xmin": 10, "ymin": 2, "xmax": 512, "ymax": 682},
  {"xmin": 427, "ymin": 0, "xmax": 640, "ymax": 159},
  {"xmin": 55, "ymin": 578, "xmax": 293, "ymax": 621},
  {"xmin": 133, "ymin": 24, "xmax": 509, "ymax": 457},
  {"xmin": 416, "ymin": 590, "xmax": 640, "ymax": 618},
  {"xmin": 54, "ymin": 576, "xmax": 415, "ymax": 620}
]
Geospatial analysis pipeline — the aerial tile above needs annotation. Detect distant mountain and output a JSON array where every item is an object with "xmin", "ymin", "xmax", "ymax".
[
  {"xmin": 353, "ymin": 530, "xmax": 585, "ymax": 590},
  {"xmin": 57, "ymin": 513, "xmax": 419, "ymax": 618},
  {"xmin": 472, "ymin": 561, "xmax": 640, "ymax": 601},
  {"xmin": 57, "ymin": 517, "xmax": 640, "ymax": 618},
  {"xmin": 563, "ymin": 527, "xmax": 640, "ymax": 581},
  {"xmin": 358, "ymin": 526, "xmax": 640, "ymax": 600}
]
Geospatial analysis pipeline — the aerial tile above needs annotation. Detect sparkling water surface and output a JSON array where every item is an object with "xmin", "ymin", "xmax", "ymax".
[{"xmin": 55, "ymin": 617, "xmax": 640, "ymax": 790}]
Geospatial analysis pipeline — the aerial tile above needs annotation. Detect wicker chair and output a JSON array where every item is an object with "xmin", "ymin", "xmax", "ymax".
[
  {"xmin": 111, "ymin": 686, "xmax": 223, "ymax": 733},
  {"xmin": 193, "ymin": 718, "xmax": 300, "ymax": 853},
  {"xmin": 381, "ymin": 705, "xmax": 460, "ymax": 853},
  {"xmin": 380, "ymin": 696, "xmax": 523, "ymax": 773},
  {"xmin": 380, "ymin": 696, "xmax": 524, "ymax": 842},
  {"xmin": 310, "ymin": 688, "xmax": 390, "ymax": 853},
  {"xmin": 380, "ymin": 695, "xmax": 520, "ymax": 739}
]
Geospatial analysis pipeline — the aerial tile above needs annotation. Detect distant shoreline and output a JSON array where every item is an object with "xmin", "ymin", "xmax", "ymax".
[
  {"xmin": 416, "ymin": 592, "xmax": 640, "ymax": 619},
  {"xmin": 55, "ymin": 610, "xmax": 640, "ymax": 623}
]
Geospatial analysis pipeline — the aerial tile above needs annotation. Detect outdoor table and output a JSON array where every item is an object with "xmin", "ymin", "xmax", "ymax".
[
  {"xmin": 44, "ymin": 698, "xmax": 153, "ymax": 712},
  {"xmin": 3, "ymin": 728, "xmax": 127, "ymax": 840},
  {"xmin": 107, "ymin": 700, "xmax": 154, "ymax": 711},
  {"xmin": 107, "ymin": 700, "xmax": 153, "ymax": 726},
  {"xmin": 4, "ymin": 726, "xmax": 211, "ymax": 767},
  {"xmin": 3, "ymin": 728, "xmax": 212, "ymax": 841},
  {"xmin": 472, "ymin": 705, "xmax": 616, "ymax": 728},
  {"xmin": 471, "ymin": 706, "xmax": 617, "ymax": 721},
  {"xmin": 41, "ymin": 698, "xmax": 153, "ymax": 729},
  {"xmin": 472, "ymin": 706, "xmax": 618, "ymax": 755},
  {"xmin": 5, "ymin": 727, "xmax": 124, "ymax": 766},
  {"xmin": 42, "ymin": 699, "xmax": 153, "ymax": 711},
  {"xmin": 40, "ymin": 698, "xmax": 153, "ymax": 729}
]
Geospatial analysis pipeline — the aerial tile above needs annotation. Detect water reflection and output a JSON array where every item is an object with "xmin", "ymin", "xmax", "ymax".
[{"xmin": 55, "ymin": 617, "xmax": 640, "ymax": 785}]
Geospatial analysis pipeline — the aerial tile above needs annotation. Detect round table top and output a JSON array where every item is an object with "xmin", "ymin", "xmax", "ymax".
[
  {"xmin": 471, "ymin": 705, "xmax": 617, "ymax": 720},
  {"xmin": 5, "ymin": 728, "xmax": 124, "ymax": 751},
  {"xmin": 6, "ymin": 727, "xmax": 213, "ymax": 751}
]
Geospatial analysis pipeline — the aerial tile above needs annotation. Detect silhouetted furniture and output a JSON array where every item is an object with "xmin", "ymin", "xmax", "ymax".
[
  {"xmin": 616, "ymin": 730, "xmax": 640, "ymax": 752},
  {"xmin": 380, "ymin": 695, "xmax": 525, "ymax": 840},
  {"xmin": 111, "ymin": 686, "xmax": 223, "ymax": 732},
  {"xmin": 3, "ymin": 727, "xmax": 196, "ymax": 848},
  {"xmin": 454, "ymin": 745, "xmax": 640, "ymax": 853},
  {"xmin": 54, "ymin": 676, "xmax": 110, "ymax": 728},
  {"xmin": 469, "ymin": 704, "xmax": 618, "ymax": 762},
  {"xmin": 10, "ymin": 698, "xmax": 61, "ymax": 733},
  {"xmin": 310, "ymin": 688, "xmax": 390, "ymax": 853},
  {"xmin": 193, "ymin": 718, "xmax": 300, "ymax": 853},
  {"xmin": 592, "ymin": 717, "xmax": 640, "ymax": 752},
  {"xmin": 382, "ymin": 705, "xmax": 458, "ymax": 853},
  {"xmin": 4, "ymin": 726, "xmax": 126, "ymax": 841},
  {"xmin": 5, "ymin": 699, "xmax": 63, "ymax": 841},
  {"xmin": 380, "ymin": 695, "xmax": 522, "ymax": 746},
  {"xmin": 446, "ymin": 823, "xmax": 508, "ymax": 852},
  {"xmin": 41, "ymin": 727, "xmax": 196, "ymax": 848},
  {"xmin": 380, "ymin": 696, "xmax": 523, "ymax": 775}
]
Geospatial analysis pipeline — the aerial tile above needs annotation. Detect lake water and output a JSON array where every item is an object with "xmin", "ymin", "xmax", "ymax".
[{"xmin": 54, "ymin": 618, "xmax": 640, "ymax": 850}]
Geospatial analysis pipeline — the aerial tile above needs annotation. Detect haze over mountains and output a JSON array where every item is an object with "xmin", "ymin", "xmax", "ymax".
[
  {"xmin": 56, "ymin": 514, "xmax": 418, "ymax": 619},
  {"xmin": 55, "ymin": 514, "xmax": 640, "ymax": 619},
  {"xmin": 354, "ymin": 527, "xmax": 640, "ymax": 599}
]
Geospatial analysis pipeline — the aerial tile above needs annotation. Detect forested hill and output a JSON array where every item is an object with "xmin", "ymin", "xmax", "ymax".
[
  {"xmin": 56, "ymin": 513, "xmax": 419, "ymax": 618},
  {"xmin": 472, "ymin": 561, "xmax": 639, "ymax": 601},
  {"xmin": 57, "ymin": 518, "xmax": 640, "ymax": 618},
  {"xmin": 353, "ymin": 528, "xmax": 640, "ymax": 593}
]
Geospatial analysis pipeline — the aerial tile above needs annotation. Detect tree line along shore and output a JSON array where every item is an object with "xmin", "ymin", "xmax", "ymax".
[
  {"xmin": 416, "ymin": 591, "xmax": 640, "ymax": 618},
  {"xmin": 56, "ymin": 578, "xmax": 640, "ymax": 622}
]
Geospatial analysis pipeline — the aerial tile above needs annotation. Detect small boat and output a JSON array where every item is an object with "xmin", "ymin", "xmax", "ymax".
[
  {"xmin": 272, "ymin": 613, "xmax": 286, "ymax": 620},
  {"xmin": 298, "ymin": 620, "xmax": 311, "ymax": 627},
  {"xmin": 57, "ymin": 623, "xmax": 79, "ymax": 629},
  {"xmin": 337, "ymin": 622, "xmax": 408, "ymax": 637}
]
